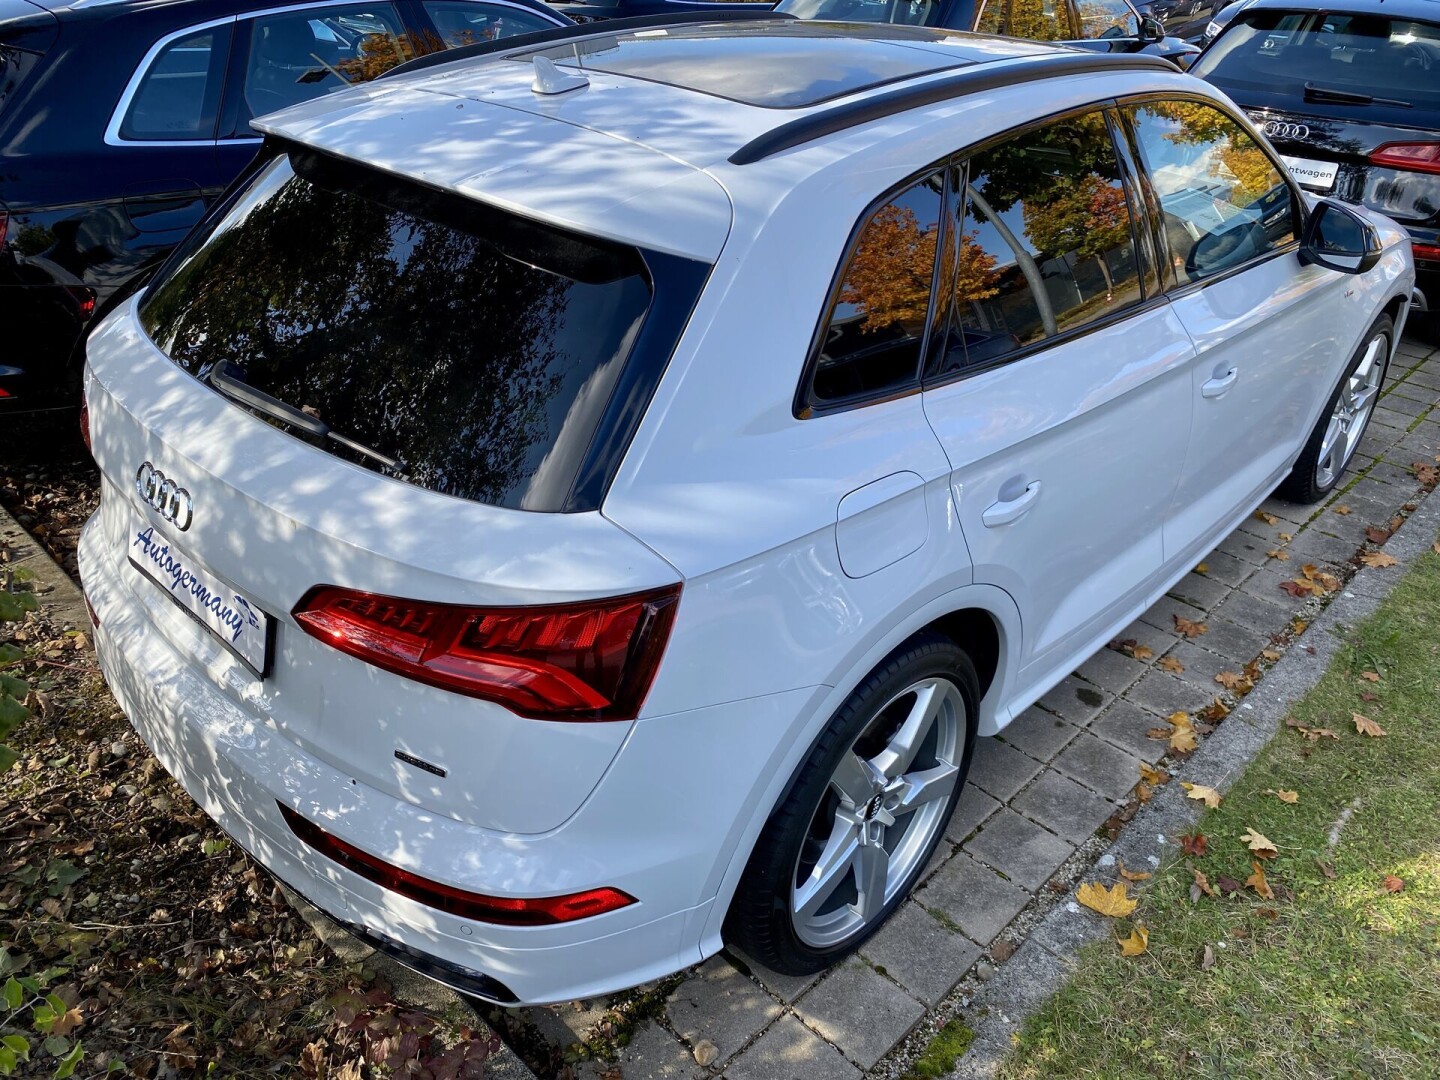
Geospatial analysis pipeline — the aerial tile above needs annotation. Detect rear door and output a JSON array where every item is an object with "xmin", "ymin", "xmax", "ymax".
[
  {"xmin": 1121, "ymin": 97, "xmax": 1353, "ymax": 557},
  {"xmin": 921, "ymin": 107, "xmax": 1195, "ymax": 681}
]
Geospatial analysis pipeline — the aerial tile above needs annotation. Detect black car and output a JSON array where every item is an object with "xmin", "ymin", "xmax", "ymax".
[
  {"xmin": 0, "ymin": 0, "xmax": 569, "ymax": 411},
  {"xmin": 774, "ymin": 0, "xmax": 1200, "ymax": 66},
  {"xmin": 549, "ymin": 0, "xmax": 773, "ymax": 24},
  {"xmin": 1192, "ymin": 0, "xmax": 1438, "ymax": 333}
]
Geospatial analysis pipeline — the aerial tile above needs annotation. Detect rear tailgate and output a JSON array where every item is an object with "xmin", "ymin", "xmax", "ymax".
[{"xmin": 84, "ymin": 304, "xmax": 683, "ymax": 835}]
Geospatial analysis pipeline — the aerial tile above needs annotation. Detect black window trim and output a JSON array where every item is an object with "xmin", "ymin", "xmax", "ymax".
[
  {"xmin": 793, "ymin": 160, "xmax": 952, "ymax": 420},
  {"xmin": 1117, "ymin": 90, "xmax": 1306, "ymax": 300},
  {"xmin": 919, "ymin": 99, "xmax": 1164, "ymax": 390}
]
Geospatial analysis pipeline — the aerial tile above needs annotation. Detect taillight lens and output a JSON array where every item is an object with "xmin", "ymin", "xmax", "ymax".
[
  {"xmin": 1370, "ymin": 142, "xmax": 1440, "ymax": 175},
  {"xmin": 1415, "ymin": 242, "xmax": 1440, "ymax": 264},
  {"xmin": 292, "ymin": 583, "xmax": 681, "ymax": 721},
  {"xmin": 279, "ymin": 803, "xmax": 635, "ymax": 924}
]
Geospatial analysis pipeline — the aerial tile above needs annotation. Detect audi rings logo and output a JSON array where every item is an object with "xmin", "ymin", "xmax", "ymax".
[
  {"xmin": 135, "ymin": 462, "xmax": 193, "ymax": 532},
  {"xmin": 1263, "ymin": 121, "xmax": 1310, "ymax": 141}
]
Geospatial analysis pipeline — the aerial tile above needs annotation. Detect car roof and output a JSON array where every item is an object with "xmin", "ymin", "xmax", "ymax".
[
  {"xmin": 1229, "ymin": 0, "xmax": 1440, "ymax": 21},
  {"xmin": 253, "ymin": 18, "xmax": 1175, "ymax": 259}
]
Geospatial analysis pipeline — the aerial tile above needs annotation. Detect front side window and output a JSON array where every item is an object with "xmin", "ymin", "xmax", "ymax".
[
  {"xmin": 421, "ymin": 2, "xmax": 558, "ymax": 47},
  {"xmin": 121, "ymin": 28, "xmax": 229, "ymax": 140},
  {"xmin": 934, "ymin": 111, "xmax": 1142, "ymax": 375},
  {"xmin": 806, "ymin": 172, "xmax": 945, "ymax": 409},
  {"xmin": 138, "ymin": 149, "xmax": 692, "ymax": 512},
  {"xmin": 1126, "ymin": 101, "xmax": 1295, "ymax": 283},
  {"xmin": 239, "ymin": 4, "xmax": 407, "ymax": 131},
  {"xmin": 1074, "ymin": 0, "xmax": 1138, "ymax": 39},
  {"xmin": 975, "ymin": 0, "xmax": 1076, "ymax": 41}
]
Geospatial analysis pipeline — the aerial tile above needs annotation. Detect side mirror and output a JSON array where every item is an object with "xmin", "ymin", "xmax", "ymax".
[
  {"xmin": 1299, "ymin": 200, "xmax": 1382, "ymax": 275},
  {"xmin": 1138, "ymin": 13, "xmax": 1164, "ymax": 41}
]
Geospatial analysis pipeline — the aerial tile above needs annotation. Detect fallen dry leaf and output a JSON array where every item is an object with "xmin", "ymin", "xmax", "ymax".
[
  {"xmin": 1200, "ymin": 944, "xmax": 1216, "ymax": 970},
  {"xmin": 1361, "ymin": 671, "xmax": 1381, "ymax": 682},
  {"xmin": 1317, "ymin": 859, "xmax": 1337, "ymax": 880},
  {"xmin": 1365, "ymin": 525, "xmax": 1392, "ymax": 545},
  {"xmin": 1158, "ymin": 655, "xmax": 1185, "ymax": 674},
  {"xmin": 1076, "ymin": 881, "xmax": 1137, "ymax": 918},
  {"xmin": 1353, "ymin": 712, "xmax": 1387, "ymax": 737},
  {"xmin": 1216, "ymin": 874, "xmax": 1245, "ymax": 896},
  {"xmin": 1361, "ymin": 550, "xmax": 1399, "ymax": 569},
  {"xmin": 1280, "ymin": 532, "xmax": 1294, "ymax": 542},
  {"xmin": 1267, "ymin": 548, "xmax": 1291, "ymax": 561},
  {"xmin": 1190, "ymin": 867, "xmax": 1216, "ymax": 901},
  {"xmin": 1117, "ymin": 926, "xmax": 1149, "ymax": 956},
  {"xmin": 1270, "ymin": 789, "xmax": 1299, "ymax": 804},
  {"xmin": 1118, "ymin": 860, "xmax": 1152, "ymax": 882},
  {"xmin": 1383, "ymin": 874, "xmax": 1405, "ymax": 894},
  {"xmin": 1334, "ymin": 504, "xmax": 1352, "ymax": 515},
  {"xmin": 1241, "ymin": 827, "xmax": 1278, "ymax": 859},
  {"xmin": 1183, "ymin": 782, "xmax": 1223, "ymax": 809},
  {"xmin": 1195, "ymin": 562, "xmax": 1209, "ymax": 574},
  {"xmin": 1170, "ymin": 725, "xmax": 1198, "ymax": 754},
  {"xmin": 1201, "ymin": 697, "xmax": 1230, "ymax": 724},
  {"xmin": 1262, "ymin": 648, "xmax": 1282, "ymax": 663},
  {"xmin": 1180, "ymin": 832, "xmax": 1208, "ymax": 858},
  {"xmin": 990, "ymin": 939, "xmax": 1016, "ymax": 962},
  {"xmin": 1256, "ymin": 510, "xmax": 1279, "ymax": 525},
  {"xmin": 1292, "ymin": 618, "xmax": 1309, "ymax": 634},
  {"xmin": 1286, "ymin": 717, "xmax": 1339, "ymax": 741},
  {"xmin": 1174, "ymin": 615, "xmax": 1208, "ymax": 639},
  {"xmin": 1412, "ymin": 460, "xmax": 1439, "ymax": 487},
  {"xmin": 1139, "ymin": 762, "xmax": 1169, "ymax": 787},
  {"xmin": 1280, "ymin": 579, "xmax": 1319, "ymax": 597},
  {"xmin": 1215, "ymin": 670, "xmax": 1254, "ymax": 693},
  {"xmin": 1247, "ymin": 860, "xmax": 1275, "ymax": 900},
  {"xmin": 1432, "ymin": 541, "xmax": 1440, "ymax": 555}
]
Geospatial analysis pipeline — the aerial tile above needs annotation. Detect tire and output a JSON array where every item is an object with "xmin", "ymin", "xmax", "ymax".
[
  {"xmin": 725, "ymin": 633, "xmax": 979, "ymax": 975},
  {"xmin": 1276, "ymin": 314, "xmax": 1393, "ymax": 504}
]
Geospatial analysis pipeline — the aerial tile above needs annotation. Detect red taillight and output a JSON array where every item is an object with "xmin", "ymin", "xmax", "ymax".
[
  {"xmin": 1370, "ymin": 142, "xmax": 1440, "ymax": 176},
  {"xmin": 278, "ymin": 803, "xmax": 635, "ymax": 924},
  {"xmin": 1415, "ymin": 242, "xmax": 1440, "ymax": 264},
  {"xmin": 292, "ymin": 583, "xmax": 681, "ymax": 721}
]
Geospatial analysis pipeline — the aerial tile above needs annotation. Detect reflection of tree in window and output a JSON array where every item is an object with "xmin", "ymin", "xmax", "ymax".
[
  {"xmin": 839, "ymin": 203, "xmax": 939, "ymax": 334},
  {"xmin": 142, "ymin": 158, "xmax": 650, "ymax": 508},
  {"xmin": 1007, "ymin": 0, "xmax": 1073, "ymax": 40},
  {"xmin": 956, "ymin": 112, "xmax": 1141, "ymax": 360},
  {"xmin": 1074, "ymin": 0, "xmax": 1133, "ymax": 37},
  {"xmin": 1144, "ymin": 101, "xmax": 1280, "ymax": 207}
]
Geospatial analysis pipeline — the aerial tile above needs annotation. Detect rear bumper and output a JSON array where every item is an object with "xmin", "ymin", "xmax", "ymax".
[{"xmin": 77, "ymin": 513, "xmax": 812, "ymax": 1004}]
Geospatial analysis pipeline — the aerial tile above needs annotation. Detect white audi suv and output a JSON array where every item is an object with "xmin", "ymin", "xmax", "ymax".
[{"xmin": 78, "ymin": 15, "xmax": 1415, "ymax": 1005}]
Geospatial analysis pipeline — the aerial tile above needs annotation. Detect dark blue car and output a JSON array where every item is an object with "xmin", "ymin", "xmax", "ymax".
[{"xmin": 0, "ymin": 0, "xmax": 569, "ymax": 411}]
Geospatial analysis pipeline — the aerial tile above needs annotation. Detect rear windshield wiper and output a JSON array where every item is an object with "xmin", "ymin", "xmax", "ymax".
[
  {"xmin": 204, "ymin": 362, "xmax": 409, "ymax": 476},
  {"xmin": 1303, "ymin": 82, "xmax": 1413, "ymax": 109}
]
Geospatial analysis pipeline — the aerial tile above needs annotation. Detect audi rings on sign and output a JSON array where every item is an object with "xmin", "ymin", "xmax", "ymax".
[
  {"xmin": 1263, "ymin": 121, "xmax": 1310, "ymax": 142},
  {"xmin": 135, "ymin": 462, "xmax": 194, "ymax": 531}
]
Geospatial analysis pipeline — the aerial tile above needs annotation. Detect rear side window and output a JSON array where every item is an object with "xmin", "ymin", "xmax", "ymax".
[
  {"xmin": 974, "ymin": 0, "xmax": 1076, "ymax": 41},
  {"xmin": 1126, "ymin": 101, "xmax": 1295, "ymax": 282},
  {"xmin": 421, "ymin": 1, "xmax": 558, "ymax": 46},
  {"xmin": 1074, "ymin": 0, "xmax": 1137, "ymax": 39},
  {"xmin": 121, "ymin": 27, "xmax": 230, "ymax": 140},
  {"xmin": 803, "ymin": 171, "xmax": 945, "ymax": 411},
  {"xmin": 934, "ymin": 110, "xmax": 1142, "ymax": 375},
  {"xmin": 139, "ymin": 149, "xmax": 702, "ymax": 512}
]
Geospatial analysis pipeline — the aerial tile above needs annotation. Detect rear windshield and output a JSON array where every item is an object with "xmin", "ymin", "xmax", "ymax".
[
  {"xmin": 139, "ymin": 148, "xmax": 700, "ymax": 512},
  {"xmin": 1193, "ymin": 11, "xmax": 1440, "ymax": 115}
]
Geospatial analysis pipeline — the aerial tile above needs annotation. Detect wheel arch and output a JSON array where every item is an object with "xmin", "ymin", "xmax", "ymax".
[{"xmin": 692, "ymin": 583, "xmax": 1022, "ymax": 958}]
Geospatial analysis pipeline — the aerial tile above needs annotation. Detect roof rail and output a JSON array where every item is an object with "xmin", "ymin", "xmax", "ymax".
[
  {"xmin": 729, "ymin": 51, "xmax": 1179, "ymax": 166},
  {"xmin": 379, "ymin": 9, "xmax": 796, "ymax": 81}
]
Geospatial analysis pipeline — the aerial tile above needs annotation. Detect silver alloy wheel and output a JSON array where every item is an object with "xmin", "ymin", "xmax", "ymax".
[
  {"xmin": 790, "ymin": 677, "xmax": 965, "ymax": 948},
  {"xmin": 1316, "ymin": 332, "xmax": 1388, "ymax": 490}
]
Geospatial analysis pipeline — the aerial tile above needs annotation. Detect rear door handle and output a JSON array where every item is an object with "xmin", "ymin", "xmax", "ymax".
[
  {"xmin": 982, "ymin": 480, "xmax": 1041, "ymax": 528},
  {"xmin": 1201, "ymin": 367, "xmax": 1239, "ymax": 399}
]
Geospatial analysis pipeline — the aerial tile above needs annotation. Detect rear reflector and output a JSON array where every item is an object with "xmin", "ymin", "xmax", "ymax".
[
  {"xmin": 1370, "ymin": 142, "xmax": 1440, "ymax": 176},
  {"xmin": 278, "ymin": 802, "xmax": 635, "ymax": 924},
  {"xmin": 1415, "ymin": 242, "xmax": 1440, "ymax": 264},
  {"xmin": 292, "ymin": 583, "xmax": 680, "ymax": 721}
]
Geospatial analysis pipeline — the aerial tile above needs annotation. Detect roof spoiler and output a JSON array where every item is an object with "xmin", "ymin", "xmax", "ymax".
[{"xmin": 378, "ymin": 8, "xmax": 796, "ymax": 82}]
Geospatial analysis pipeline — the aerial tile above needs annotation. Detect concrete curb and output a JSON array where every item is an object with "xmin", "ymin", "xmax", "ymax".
[
  {"xmin": 948, "ymin": 484, "xmax": 1440, "ymax": 1079},
  {"xmin": 0, "ymin": 502, "xmax": 541, "ymax": 1080}
]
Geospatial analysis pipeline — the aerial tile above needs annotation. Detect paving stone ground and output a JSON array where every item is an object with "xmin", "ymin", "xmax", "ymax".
[{"xmin": 523, "ymin": 330, "xmax": 1440, "ymax": 1080}]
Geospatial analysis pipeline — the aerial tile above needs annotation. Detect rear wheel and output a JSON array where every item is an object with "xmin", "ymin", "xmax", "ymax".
[
  {"xmin": 726, "ymin": 634, "xmax": 977, "ymax": 975},
  {"xmin": 1277, "ymin": 315, "xmax": 1392, "ymax": 504}
]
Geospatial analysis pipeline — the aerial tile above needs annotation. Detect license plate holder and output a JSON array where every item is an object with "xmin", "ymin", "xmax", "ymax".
[
  {"xmin": 128, "ymin": 520, "xmax": 274, "ymax": 677},
  {"xmin": 1280, "ymin": 155, "xmax": 1339, "ymax": 193}
]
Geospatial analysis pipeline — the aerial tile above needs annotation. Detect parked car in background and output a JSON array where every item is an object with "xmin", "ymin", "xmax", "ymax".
[
  {"xmin": 1133, "ymin": 0, "xmax": 1214, "ymax": 40},
  {"xmin": 774, "ymin": 0, "xmax": 1200, "ymax": 66},
  {"xmin": 1201, "ymin": 0, "xmax": 1248, "ymax": 42},
  {"xmin": 0, "ymin": 0, "xmax": 569, "ymax": 412},
  {"xmin": 549, "ymin": 0, "xmax": 773, "ymax": 24},
  {"xmin": 1192, "ymin": 0, "xmax": 1439, "ymax": 335},
  {"xmin": 80, "ymin": 17, "xmax": 1411, "ymax": 1003}
]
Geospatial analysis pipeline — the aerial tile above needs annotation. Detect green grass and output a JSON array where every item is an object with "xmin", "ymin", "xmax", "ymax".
[
  {"xmin": 905, "ymin": 1018, "xmax": 974, "ymax": 1079},
  {"xmin": 1003, "ymin": 546, "xmax": 1440, "ymax": 1079}
]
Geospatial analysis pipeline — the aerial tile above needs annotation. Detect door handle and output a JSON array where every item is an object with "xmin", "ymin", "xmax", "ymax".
[
  {"xmin": 982, "ymin": 481, "xmax": 1042, "ymax": 528},
  {"xmin": 1201, "ymin": 367, "xmax": 1239, "ymax": 399}
]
